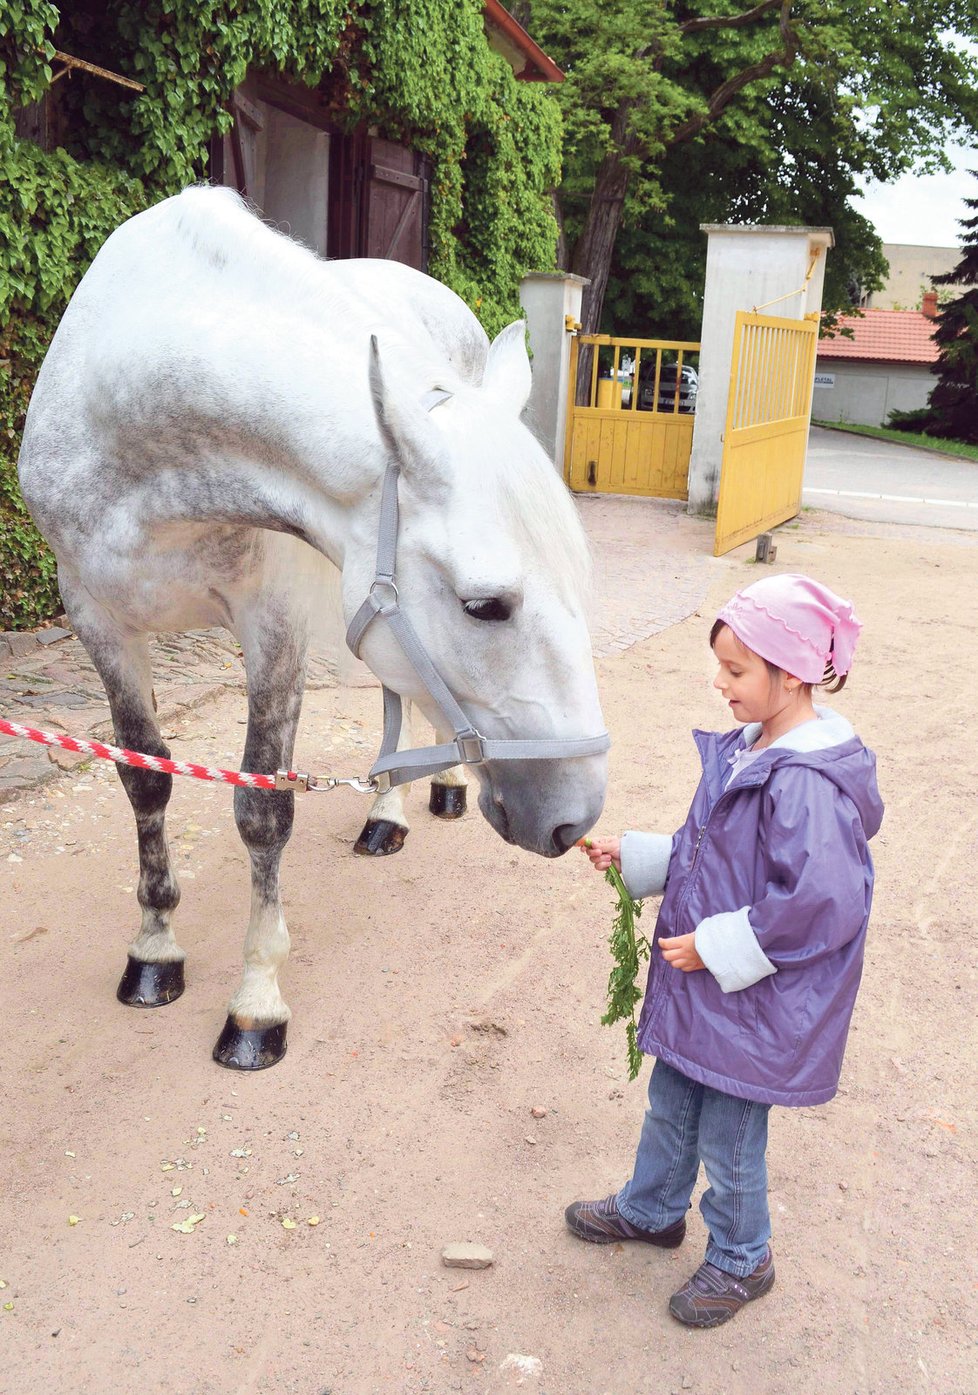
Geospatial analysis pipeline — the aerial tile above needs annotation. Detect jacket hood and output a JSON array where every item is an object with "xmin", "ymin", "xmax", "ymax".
[{"xmin": 696, "ymin": 706, "xmax": 884, "ymax": 840}]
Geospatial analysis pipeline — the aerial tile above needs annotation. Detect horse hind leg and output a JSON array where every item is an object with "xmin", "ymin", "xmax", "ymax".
[
  {"xmin": 213, "ymin": 606, "xmax": 307, "ymax": 1070},
  {"xmin": 62, "ymin": 587, "xmax": 184, "ymax": 1006}
]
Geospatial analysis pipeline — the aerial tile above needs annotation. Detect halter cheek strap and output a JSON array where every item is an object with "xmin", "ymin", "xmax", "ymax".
[{"xmin": 345, "ymin": 391, "xmax": 610, "ymax": 793}]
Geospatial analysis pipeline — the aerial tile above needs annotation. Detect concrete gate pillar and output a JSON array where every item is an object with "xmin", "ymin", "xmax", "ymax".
[
  {"xmin": 520, "ymin": 271, "xmax": 589, "ymax": 473},
  {"xmin": 687, "ymin": 224, "xmax": 833, "ymax": 516}
]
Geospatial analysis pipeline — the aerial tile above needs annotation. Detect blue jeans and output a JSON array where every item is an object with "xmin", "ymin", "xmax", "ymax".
[{"xmin": 616, "ymin": 1059, "xmax": 771, "ymax": 1277}]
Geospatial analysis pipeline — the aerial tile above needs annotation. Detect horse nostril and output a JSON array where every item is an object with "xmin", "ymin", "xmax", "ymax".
[{"xmin": 551, "ymin": 824, "xmax": 579, "ymax": 856}]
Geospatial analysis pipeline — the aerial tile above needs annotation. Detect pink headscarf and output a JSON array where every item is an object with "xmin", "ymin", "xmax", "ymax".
[{"xmin": 716, "ymin": 574, "xmax": 861, "ymax": 683}]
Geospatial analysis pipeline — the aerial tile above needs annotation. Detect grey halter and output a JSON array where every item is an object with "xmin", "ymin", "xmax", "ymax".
[{"xmin": 345, "ymin": 390, "xmax": 611, "ymax": 794}]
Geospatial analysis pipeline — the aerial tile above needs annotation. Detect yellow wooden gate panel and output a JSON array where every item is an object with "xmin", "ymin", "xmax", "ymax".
[
  {"xmin": 714, "ymin": 310, "xmax": 819, "ymax": 556},
  {"xmin": 564, "ymin": 333, "xmax": 699, "ymax": 500}
]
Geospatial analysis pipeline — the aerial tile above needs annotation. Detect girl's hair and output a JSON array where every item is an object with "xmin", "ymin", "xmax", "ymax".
[{"xmin": 710, "ymin": 619, "xmax": 847, "ymax": 694}]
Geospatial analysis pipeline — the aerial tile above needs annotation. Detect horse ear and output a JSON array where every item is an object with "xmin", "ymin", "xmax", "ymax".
[
  {"xmin": 369, "ymin": 334, "xmax": 443, "ymax": 476},
  {"xmin": 483, "ymin": 320, "xmax": 532, "ymax": 416}
]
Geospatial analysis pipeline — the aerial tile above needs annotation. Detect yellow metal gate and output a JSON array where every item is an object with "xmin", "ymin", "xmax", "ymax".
[
  {"xmin": 713, "ymin": 310, "xmax": 819, "ymax": 556},
  {"xmin": 564, "ymin": 333, "xmax": 700, "ymax": 500}
]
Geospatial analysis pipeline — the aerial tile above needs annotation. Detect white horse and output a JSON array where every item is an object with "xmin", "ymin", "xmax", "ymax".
[{"xmin": 18, "ymin": 186, "xmax": 607, "ymax": 1069}]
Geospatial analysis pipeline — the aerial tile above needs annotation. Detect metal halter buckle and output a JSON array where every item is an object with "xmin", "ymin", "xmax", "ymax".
[
  {"xmin": 456, "ymin": 732, "xmax": 486, "ymax": 765},
  {"xmin": 369, "ymin": 577, "xmax": 399, "ymax": 607}
]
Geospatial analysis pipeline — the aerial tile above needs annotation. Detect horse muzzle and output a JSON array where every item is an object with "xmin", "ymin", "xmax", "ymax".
[{"xmin": 476, "ymin": 753, "xmax": 607, "ymax": 858}]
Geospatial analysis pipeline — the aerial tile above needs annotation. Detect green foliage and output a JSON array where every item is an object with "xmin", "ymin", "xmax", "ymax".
[
  {"xmin": 600, "ymin": 863, "xmax": 649, "ymax": 1082},
  {"xmin": 0, "ymin": 312, "xmax": 60, "ymax": 628},
  {"xmin": 821, "ymin": 418, "xmax": 978, "ymax": 461},
  {"xmin": 891, "ymin": 181, "xmax": 978, "ymax": 443},
  {"xmin": 604, "ymin": 92, "xmax": 889, "ymax": 340},
  {"xmin": 347, "ymin": 0, "xmax": 561, "ymax": 337},
  {"xmin": 0, "ymin": 1, "xmax": 562, "ymax": 626},
  {"xmin": 524, "ymin": 1, "xmax": 978, "ymax": 335}
]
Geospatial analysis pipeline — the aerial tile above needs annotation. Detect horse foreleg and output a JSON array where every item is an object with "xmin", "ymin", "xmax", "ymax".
[
  {"xmin": 60, "ymin": 582, "xmax": 184, "ymax": 1007},
  {"xmin": 354, "ymin": 703, "xmax": 469, "ymax": 851},
  {"xmin": 213, "ymin": 610, "xmax": 307, "ymax": 1070},
  {"xmin": 429, "ymin": 763, "xmax": 467, "ymax": 820},
  {"xmin": 354, "ymin": 700, "xmax": 414, "ymax": 856}
]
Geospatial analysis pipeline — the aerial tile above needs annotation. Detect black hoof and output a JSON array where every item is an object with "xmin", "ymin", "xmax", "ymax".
[
  {"xmin": 354, "ymin": 818, "xmax": 407, "ymax": 856},
  {"xmin": 212, "ymin": 1017, "xmax": 288, "ymax": 1070},
  {"xmin": 429, "ymin": 784, "xmax": 467, "ymax": 819},
  {"xmin": 117, "ymin": 955, "xmax": 185, "ymax": 1008}
]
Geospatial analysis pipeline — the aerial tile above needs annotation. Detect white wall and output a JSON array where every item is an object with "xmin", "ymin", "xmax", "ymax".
[
  {"xmin": 520, "ymin": 272, "xmax": 588, "ymax": 472},
  {"xmin": 262, "ymin": 106, "xmax": 330, "ymax": 257},
  {"xmin": 812, "ymin": 360, "xmax": 934, "ymax": 426},
  {"xmin": 687, "ymin": 225, "xmax": 833, "ymax": 515}
]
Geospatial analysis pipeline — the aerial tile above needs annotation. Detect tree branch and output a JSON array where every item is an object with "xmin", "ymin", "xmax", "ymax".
[
  {"xmin": 669, "ymin": 0, "xmax": 797, "ymax": 146},
  {"xmin": 679, "ymin": 0, "xmax": 785, "ymax": 36}
]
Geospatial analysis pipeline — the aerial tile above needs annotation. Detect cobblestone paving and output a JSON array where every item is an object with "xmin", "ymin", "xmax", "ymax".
[
  {"xmin": 0, "ymin": 495, "xmax": 717, "ymax": 799},
  {"xmin": 581, "ymin": 495, "xmax": 717, "ymax": 657}
]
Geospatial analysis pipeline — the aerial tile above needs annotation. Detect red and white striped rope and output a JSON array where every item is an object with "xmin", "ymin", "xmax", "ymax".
[{"xmin": 0, "ymin": 715, "xmax": 287, "ymax": 790}]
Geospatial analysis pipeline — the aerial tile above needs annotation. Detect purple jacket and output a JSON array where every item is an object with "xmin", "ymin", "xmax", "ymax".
[{"xmin": 620, "ymin": 710, "xmax": 884, "ymax": 1107}]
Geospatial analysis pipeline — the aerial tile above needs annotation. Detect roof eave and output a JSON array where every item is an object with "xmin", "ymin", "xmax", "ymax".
[{"xmin": 483, "ymin": 0, "xmax": 564, "ymax": 82}]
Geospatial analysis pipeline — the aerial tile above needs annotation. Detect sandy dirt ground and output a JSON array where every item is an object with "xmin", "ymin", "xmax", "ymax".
[{"xmin": 1, "ymin": 505, "xmax": 976, "ymax": 1395}]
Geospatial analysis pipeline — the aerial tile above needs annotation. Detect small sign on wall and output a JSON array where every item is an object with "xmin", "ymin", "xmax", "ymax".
[{"xmin": 813, "ymin": 373, "xmax": 835, "ymax": 388}]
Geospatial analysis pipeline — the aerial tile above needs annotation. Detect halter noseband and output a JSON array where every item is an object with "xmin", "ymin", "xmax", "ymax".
[{"xmin": 345, "ymin": 390, "xmax": 610, "ymax": 793}]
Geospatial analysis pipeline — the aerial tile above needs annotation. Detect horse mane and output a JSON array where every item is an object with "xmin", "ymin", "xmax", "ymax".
[
  {"xmin": 171, "ymin": 184, "xmax": 318, "ymax": 281},
  {"xmin": 436, "ymin": 390, "xmax": 593, "ymax": 609}
]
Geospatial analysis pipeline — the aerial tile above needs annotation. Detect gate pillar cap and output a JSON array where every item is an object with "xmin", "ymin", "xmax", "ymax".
[{"xmin": 699, "ymin": 223, "xmax": 834, "ymax": 249}]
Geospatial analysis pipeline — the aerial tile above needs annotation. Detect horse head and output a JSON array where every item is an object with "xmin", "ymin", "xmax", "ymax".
[{"xmin": 343, "ymin": 320, "xmax": 608, "ymax": 857}]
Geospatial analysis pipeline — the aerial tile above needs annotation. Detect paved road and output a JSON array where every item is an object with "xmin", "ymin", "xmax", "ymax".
[{"xmin": 803, "ymin": 425, "xmax": 978, "ymax": 530}]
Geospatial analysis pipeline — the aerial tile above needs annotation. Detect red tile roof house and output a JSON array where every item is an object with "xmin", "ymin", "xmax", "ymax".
[{"xmin": 812, "ymin": 292, "xmax": 939, "ymax": 427}]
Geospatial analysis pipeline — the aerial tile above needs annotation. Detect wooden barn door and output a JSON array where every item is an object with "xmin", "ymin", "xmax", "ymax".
[
  {"xmin": 212, "ymin": 87, "xmax": 430, "ymax": 271},
  {"xmin": 329, "ymin": 132, "xmax": 430, "ymax": 271},
  {"xmin": 361, "ymin": 137, "xmax": 429, "ymax": 269},
  {"xmin": 224, "ymin": 90, "xmax": 264, "ymax": 200}
]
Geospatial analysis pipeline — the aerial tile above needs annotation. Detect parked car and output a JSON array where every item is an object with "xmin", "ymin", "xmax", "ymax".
[{"xmin": 636, "ymin": 360, "xmax": 698, "ymax": 413}]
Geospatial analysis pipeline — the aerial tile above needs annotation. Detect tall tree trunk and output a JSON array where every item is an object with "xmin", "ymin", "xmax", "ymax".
[
  {"xmin": 570, "ymin": 107, "xmax": 638, "ymax": 400},
  {"xmin": 565, "ymin": 2, "xmax": 798, "ymax": 402},
  {"xmin": 572, "ymin": 151, "xmax": 631, "ymax": 335}
]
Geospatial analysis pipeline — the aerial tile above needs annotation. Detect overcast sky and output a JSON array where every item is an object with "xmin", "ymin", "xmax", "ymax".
[{"xmin": 852, "ymin": 141, "xmax": 976, "ymax": 248}]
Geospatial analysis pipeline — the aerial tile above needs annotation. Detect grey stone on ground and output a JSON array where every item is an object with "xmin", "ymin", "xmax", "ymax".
[
  {"xmin": 440, "ymin": 1242, "xmax": 493, "ymax": 1269},
  {"xmin": 2, "ymin": 632, "xmax": 38, "ymax": 658}
]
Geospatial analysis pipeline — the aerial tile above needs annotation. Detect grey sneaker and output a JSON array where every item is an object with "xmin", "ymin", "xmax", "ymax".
[
  {"xmin": 668, "ymin": 1248, "xmax": 775, "ymax": 1327},
  {"xmin": 565, "ymin": 1194, "xmax": 686, "ymax": 1247}
]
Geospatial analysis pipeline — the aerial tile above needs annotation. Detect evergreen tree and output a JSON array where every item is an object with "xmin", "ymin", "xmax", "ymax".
[{"xmin": 920, "ymin": 180, "xmax": 978, "ymax": 442}]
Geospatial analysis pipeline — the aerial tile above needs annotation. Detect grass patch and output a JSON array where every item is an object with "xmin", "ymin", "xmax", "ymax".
[{"xmin": 813, "ymin": 420, "xmax": 978, "ymax": 462}]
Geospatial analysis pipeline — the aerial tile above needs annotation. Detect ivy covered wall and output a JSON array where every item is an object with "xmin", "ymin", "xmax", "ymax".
[{"xmin": 0, "ymin": 0, "xmax": 562, "ymax": 628}]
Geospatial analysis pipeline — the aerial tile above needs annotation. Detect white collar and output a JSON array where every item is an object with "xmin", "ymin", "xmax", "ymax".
[{"xmin": 740, "ymin": 705, "xmax": 855, "ymax": 755}]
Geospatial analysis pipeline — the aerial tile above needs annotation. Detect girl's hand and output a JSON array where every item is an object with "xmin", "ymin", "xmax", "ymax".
[
  {"xmin": 576, "ymin": 836, "xmax": 621, "ymax": 873},
  {"xmin": 659, "ymin": 933, "xmax": 705, "ymax": 973}
]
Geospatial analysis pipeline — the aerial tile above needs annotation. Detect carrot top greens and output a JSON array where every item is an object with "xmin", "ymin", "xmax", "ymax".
[{"xmin": 600, "ymin": 865, "xmax": 650, "ymax": 1081}]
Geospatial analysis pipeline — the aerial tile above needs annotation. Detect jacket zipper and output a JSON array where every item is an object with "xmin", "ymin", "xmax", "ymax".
[
  {"xmin": 673, "ymin": 784, "xmax": 744, "ymax": 928},
  {"xmin": 645, "ymin": 771, "xmax": 764, "ymax": 1026},
  {"xmin": 647, "ymin": 799, "xmax": 724, "ymax": 1019}
]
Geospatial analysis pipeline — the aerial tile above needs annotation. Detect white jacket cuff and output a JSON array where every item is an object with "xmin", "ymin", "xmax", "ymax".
[
  {"xmin": 694, "ymin": 907, "xmax": 778, "ymax": 993},
  {"xmin": 620, "ymin": 831, "xmax": 673, "ymax": 899}
]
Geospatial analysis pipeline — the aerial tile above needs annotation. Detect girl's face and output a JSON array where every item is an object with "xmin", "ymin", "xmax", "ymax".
[{"xmin": 712, "ymin": 625, "xmax": 792, "ymax": 725}]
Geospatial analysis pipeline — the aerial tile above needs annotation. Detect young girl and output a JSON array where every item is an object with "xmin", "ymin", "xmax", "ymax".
[{"xmin": 568, "ymin": 573, "xmax": 883, "ymax": 1328}]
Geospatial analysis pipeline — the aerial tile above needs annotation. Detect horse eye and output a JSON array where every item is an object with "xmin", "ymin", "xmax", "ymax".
[{"xmin": 462, "ymin": 597, "xmax": 512, "ymax": 623}]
